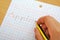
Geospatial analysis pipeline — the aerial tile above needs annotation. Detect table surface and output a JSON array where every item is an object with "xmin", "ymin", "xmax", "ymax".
[
  {"xmin": 37, "ymin": 0, "xmax": 60, "ymax": 6},
  {"xmin": 0, "ymin": 0, "xmax": 11, "ymax": 25}
]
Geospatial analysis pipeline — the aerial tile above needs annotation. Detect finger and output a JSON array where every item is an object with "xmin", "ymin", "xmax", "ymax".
[
  {"xmin": 41, "ymin": 23, "xmax": 47, "ymax": 32},
  {"xmin": 37, "ymin": 16, "xmax": 59, "ymax": 29},
  {"xmin": 39, "ymin": 23, "xmax": 50, "ymax": 39},
  {"xmin": 34, "ymin": 28, "xmax": 43, "ymax": 40},
  {"xmin": 45, "ymin": 29, "xmax": 50, "ymax": 39},
  {"xmin": 37, "ymin": 16, "xmax": 47, "ymax": 25}
]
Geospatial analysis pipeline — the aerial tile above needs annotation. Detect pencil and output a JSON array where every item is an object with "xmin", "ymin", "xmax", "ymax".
[{"xmin": 36, "ymin": 23, "xmax": 48, "ymax": 40}]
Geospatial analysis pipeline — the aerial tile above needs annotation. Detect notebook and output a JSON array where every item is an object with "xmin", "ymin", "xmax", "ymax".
[{"xmin": 0, "ymin": 0, "xmax": 60, "ymax": 40}]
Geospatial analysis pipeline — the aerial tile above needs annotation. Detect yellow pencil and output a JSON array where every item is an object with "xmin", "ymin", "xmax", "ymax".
[{"xmin": 36, "ymin": 23, "xmax": 49, "ymax": 40}]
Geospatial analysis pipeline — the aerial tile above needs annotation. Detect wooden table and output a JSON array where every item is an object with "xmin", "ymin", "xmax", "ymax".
[
  {"xmin": 37, "ymin": 0, "xmax": 60, "ymax": 6},
  {"xmin": 0, "ymin": 0, "xmax": 11, "ymax": 25}
]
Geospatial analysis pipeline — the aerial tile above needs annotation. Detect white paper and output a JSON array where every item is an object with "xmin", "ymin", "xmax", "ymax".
[{"xmin": 0, "ymin": 0, "xmax": 60, "ymax": 40}]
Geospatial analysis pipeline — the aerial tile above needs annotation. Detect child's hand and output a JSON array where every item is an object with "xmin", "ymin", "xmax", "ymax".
[{"xmin": 34, "ymin": 16, "xmax": 60, "ymax": 40}]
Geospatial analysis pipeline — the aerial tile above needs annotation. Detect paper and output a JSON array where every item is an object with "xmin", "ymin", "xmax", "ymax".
[
  {"xmin": 0, "ymin": 0, "xmax": 60, "ymax": 40},
  {"xmin": 0, "ymin": 0, "xmax": 38, "ymax": 40},
  {"xmin": 0, "ymin": 0, "xmax": 11, "ymax": 25}
]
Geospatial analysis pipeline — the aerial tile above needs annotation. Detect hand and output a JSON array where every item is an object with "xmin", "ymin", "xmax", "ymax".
[{"xmin": 34, "ymin": 16, "xmax": 60, "ymax": 40}]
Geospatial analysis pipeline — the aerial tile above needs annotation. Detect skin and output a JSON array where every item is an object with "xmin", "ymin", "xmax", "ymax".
[{"xmin": 34, "ymin": 16, "xmax": 60, "ymax": 40}]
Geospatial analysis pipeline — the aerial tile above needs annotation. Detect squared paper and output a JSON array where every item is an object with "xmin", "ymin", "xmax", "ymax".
[{"xmin": 0, "ymin": 0, "xmax": 60, "ymax": 40}]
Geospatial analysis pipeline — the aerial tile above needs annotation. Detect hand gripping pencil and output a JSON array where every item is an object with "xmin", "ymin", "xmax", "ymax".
[{"xmin": 36, "ymin": 23, "xmax": 49, "ymax": 40}]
